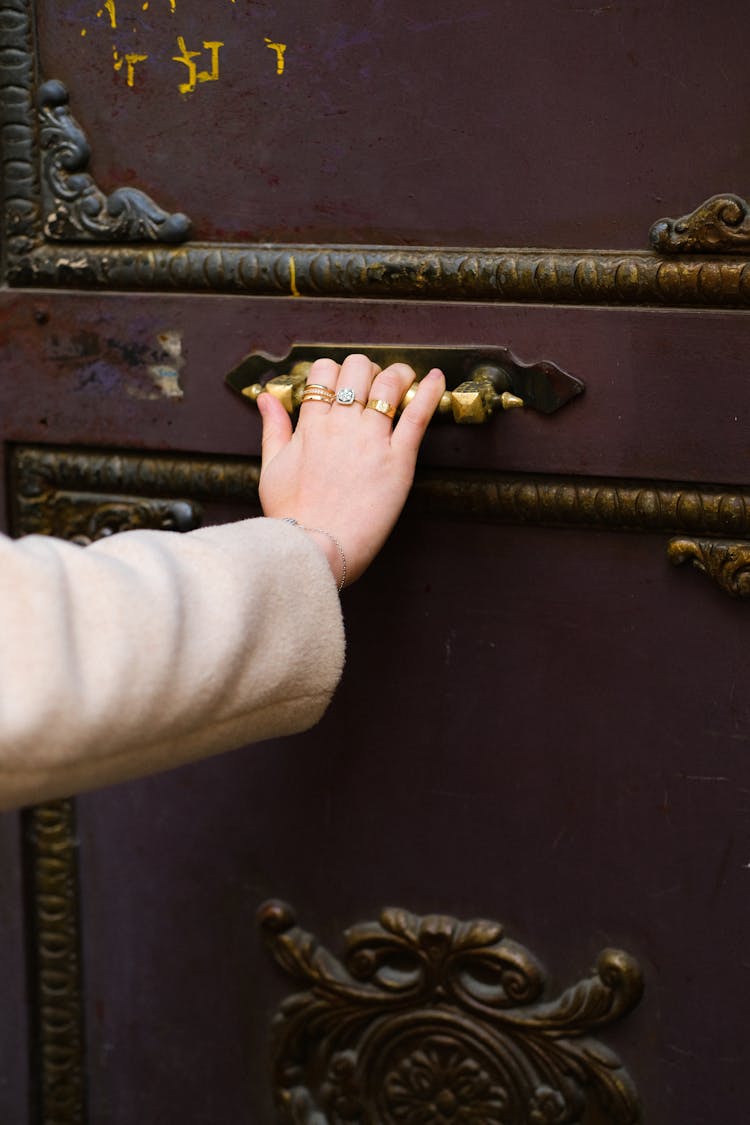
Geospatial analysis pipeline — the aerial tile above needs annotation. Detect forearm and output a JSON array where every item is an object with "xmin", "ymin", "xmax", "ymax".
[{"xmin": 0, "ymin": 518, "xmax": 345, "ymax": 809}]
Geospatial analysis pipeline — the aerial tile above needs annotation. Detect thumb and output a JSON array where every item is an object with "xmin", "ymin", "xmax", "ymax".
[{"xmin": 257, "ymin": 392, "xmax": 293, "ymax": 465}]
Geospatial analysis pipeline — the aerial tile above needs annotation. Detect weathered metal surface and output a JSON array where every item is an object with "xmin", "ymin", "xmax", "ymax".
[
  {"xmin": 668, "ymin": 536, "xmax": 750, "ymax": 598},
  {"xmin": 227, "ymin": 344, "xmax": 584, "ymax": 419},
  {"xmin": 15, "ymin": 445, "xmax": 750, "ymax": 539},
  {"xmin": 37, "ymin": 79, "xmax": 191, "ymax": 243},
  {"xmin": 651, "ymin": 194, "xmax": 750, "ymax": 255},
  {"xmin": 259, "ymin": 901, "xmax": 644, "ymax": 1124},
  {"xmin": 14, "ymin": 241, "xmax": 750, "ymax": 307},
  {"xmin": 22, "ymin": 802, "xmax": 86, "ymax": 1125}
]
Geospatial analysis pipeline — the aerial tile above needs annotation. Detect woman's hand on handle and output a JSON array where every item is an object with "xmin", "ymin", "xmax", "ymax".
[{"xmin": 257, "ymin": 353, "xmax": 445, "ymax": 587}]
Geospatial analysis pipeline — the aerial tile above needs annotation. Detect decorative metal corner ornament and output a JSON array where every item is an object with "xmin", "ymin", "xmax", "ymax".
[
  {"xmin": 37, "ymin": 79, "xmax": 191, "ymax": 243},
  {"xmin": 668, "ymin": 536, "xmax": 750, "ymax": 597},
  {"xmin": 649, "ymin": 193, "xmax": 750, "ymax": 254},
  {"xmin": 258, "ymin": 901, "xmax": 644, "ymax": 1124}
]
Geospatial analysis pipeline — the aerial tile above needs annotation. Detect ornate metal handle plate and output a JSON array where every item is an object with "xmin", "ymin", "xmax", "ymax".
[{"xmin": 226, "ymin": 345, "xmax": 584, "ymax": 424}]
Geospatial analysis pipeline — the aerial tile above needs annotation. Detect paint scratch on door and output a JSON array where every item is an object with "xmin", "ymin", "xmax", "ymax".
[{"xmin": 289, "ymin": 256, "xmax": 301, "ymax": 297}]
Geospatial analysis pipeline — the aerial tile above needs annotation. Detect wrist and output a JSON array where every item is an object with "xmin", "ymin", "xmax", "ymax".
[{"xmin": 282, "ymin": 518, "xmax": 347, "ymax": 591}]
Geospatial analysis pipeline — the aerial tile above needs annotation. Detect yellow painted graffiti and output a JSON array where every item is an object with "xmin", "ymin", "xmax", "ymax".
[
  {"xmin": 173, "ymin": 36, "xmax": 224, "ymax": 93},
  {"xmin": 86, "ymin": 5, "xmax": 280, "ymax": 94},
  {"xmin": 112, "ymin": 46, "xmax": 148, "ymax": 87},
  {"xmin": 97, "ymin": 0, "xmax": 117, "ymax": 30},
  {"xmin": 264, "ymin": 38, "xmax": 287, "ymax": 75}
]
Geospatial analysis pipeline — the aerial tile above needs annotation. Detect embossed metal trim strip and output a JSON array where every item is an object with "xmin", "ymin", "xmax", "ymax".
[
  {"xmin": 21, "ymin": 802, "xmax": 86, "ymax": 1125},
  {"xmin": 13, "ymin": 242, "xmax": 750, "ymax": 306},
  {"xmin": 0, "ymin": 0, "xmax": 42, "ymax": 263},
  {"xmin": 3, "ymin": 0, "xmax": 750, "ymax": 304},
  {"xmin": 12, "ymin": 445, "xmax": 750, "ymax": 538}
]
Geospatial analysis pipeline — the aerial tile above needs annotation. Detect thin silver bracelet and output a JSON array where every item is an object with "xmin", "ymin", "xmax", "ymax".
[{"xmin": 282, "ymin": 518, "xmax": 347, "ymax": 592}]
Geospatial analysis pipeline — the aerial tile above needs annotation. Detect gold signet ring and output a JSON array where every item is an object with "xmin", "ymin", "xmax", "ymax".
[{"xmin": 366, "ymin": 398, "xmax": 396, "ymax": 419}]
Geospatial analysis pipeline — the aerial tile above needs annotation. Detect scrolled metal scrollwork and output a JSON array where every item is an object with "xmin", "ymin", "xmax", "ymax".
[
  {"xmin": 259, "ymin": 901, "xmax": 644, "ymax": 1124},
  {"xmin": 650, "ymin": 193, "xmax": 750, "ymax": 255},
  {"xmin": 668, "ymin": 536, "xmax": 750, "ymax": 598},
  {"xmin": 16, "ymin": 489, "xmax": 200, "ymax": 543},
  {"xmin": 37, "ymin": 79, "xmax": 191, "ymax": 243}
]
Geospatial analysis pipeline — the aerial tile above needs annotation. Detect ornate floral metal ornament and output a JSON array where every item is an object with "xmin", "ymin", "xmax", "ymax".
[
  {"xmin": 37, "ymin": 79, "xmax": 191, "ymax": 244},
  {"xmin": 650, "ymin": 194, "xmax": 750, "ymax": 255},
  {"xmin": 258, "ymin": 902, "xmax": 644, "ymax": 1124},
  {"xmin": 668, "ymin": 536, "xmax": 750, "ymax": 598},
  {"xmin": 2, "ymin": 0, "xmax": 750, "ymax": 304}
]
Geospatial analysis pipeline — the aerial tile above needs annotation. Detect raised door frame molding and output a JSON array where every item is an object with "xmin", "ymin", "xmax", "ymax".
[{"xmin": 3, "ymin": 0, "xmax": 750, "ymax": 306}]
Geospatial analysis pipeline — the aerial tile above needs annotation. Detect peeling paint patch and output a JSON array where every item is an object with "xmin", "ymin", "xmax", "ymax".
[{"xmin": 129, "ymin": 329, "xmax": 185, "ymax": 399}]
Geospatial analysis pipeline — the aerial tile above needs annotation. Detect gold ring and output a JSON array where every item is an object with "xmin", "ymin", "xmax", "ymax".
[
  {"xmin": 301, "ymin": 390, "xmax": 335, "ymax": 405},
  {"xmin": 366, "ymin": 398, "xmax": 396, "ymax": 420},
  {"xmin": 305, "ymin": 383, "xmax": 335, "ymax": 396},
  {"xmin": 334, "ymin": 387, "xmax": 366, "ymax": 407}
]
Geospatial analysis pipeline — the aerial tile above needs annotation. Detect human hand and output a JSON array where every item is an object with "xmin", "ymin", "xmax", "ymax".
[{"xmin": 257, "ymin": 354, "xmax": 445, "ymax": 587}]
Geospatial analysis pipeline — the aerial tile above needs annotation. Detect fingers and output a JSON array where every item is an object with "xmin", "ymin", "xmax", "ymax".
[
  {"xmin": 391, "ymin": 368, "xmax": 446, "ymax": 456},
  {"xmin": 297, "ymin": 357, "xmax": 340, "ymax": 417},
  {"xmin": 257, "ymin": 391, "xmax": 293, "ymax": 465},
  {"xmin": 363, "ymin": 362, "xmax": 418, "ymax": 429},
  {"xmin": 332, "ymin": 354, "xmax": 381, "ymax": 411},
  {"xmin": 305, "ymin": 358, "xmax": 340, "ymax": 393}
]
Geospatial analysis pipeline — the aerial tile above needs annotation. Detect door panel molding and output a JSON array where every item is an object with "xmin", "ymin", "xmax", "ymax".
[{"xmin": 13, "ymin": 445, "xmax": 750, "ymax": 540}]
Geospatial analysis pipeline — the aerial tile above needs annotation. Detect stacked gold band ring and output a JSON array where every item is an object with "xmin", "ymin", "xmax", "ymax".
[
  {"xmin": 301, "ymin": 384, "xmax": 335, "ymax": 405},
  {"xmin": 366, "ymin": 398, "xmax": 397, "ymax": 419}
]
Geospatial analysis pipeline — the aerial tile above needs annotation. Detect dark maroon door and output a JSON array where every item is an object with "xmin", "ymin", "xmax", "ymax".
[{"xmin": 2, "ymin": 3, "xmax": 750, "ymax": 1123}]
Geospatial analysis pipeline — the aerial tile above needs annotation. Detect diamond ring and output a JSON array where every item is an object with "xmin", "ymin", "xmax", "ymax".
[{"xmin": 335, "ymin": 388, "xmax": 366, "ymax": 407}]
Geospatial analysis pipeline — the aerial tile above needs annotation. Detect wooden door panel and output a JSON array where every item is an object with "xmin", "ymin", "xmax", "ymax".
[
  {"xmin": 65, "ymin": 512, "xmax": 750, "ymax": 1123},
  {"xmin": 6, "ymin": 0, "xmax": 750, "ymax": 1120},
  {"xmin": 3, "ymin": 290, "xmax": 750, "ymax": 486},
  {"xmin": 33, "ymin": 0, "xmax": 750, "ymax": 251}
]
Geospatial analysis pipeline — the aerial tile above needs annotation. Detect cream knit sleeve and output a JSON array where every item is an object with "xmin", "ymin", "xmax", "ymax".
[{"xmin": 0, "ymin": 517, "xmax": 345, "ymax": 809}]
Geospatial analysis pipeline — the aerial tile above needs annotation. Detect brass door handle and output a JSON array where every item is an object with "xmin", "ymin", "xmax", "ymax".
[{"xmin": 226, "ymin": 345, "xmax": 584, "ymax": 423}]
